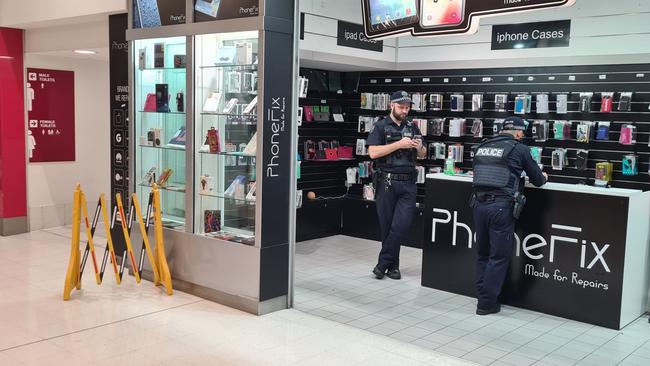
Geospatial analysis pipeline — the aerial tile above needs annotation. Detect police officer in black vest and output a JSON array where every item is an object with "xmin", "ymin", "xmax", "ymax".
[
  {"xmin": 471, "ymin": 116, "xmax": 547, "ymax": 315},
  {"xmin": 367, "ymin": 91, "xmax": 427, "ymax": 280}
]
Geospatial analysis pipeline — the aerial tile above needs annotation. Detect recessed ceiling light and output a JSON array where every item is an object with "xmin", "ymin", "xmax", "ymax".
[
  {"xmin": 0, "ymin": 56, "xmax": 14, "ymax": 59},
  {"xmin": 73, "ymin": 50, "xmax": 97, "ymax": 55}
]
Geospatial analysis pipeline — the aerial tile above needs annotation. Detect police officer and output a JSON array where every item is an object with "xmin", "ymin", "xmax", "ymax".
[
  {"xmin": 367, "ymin": 91, "xmax": 427, "ymax": 280},
  {"xmin": 471, "ymin": 116, "xmax": 547, "ymax": 315}
]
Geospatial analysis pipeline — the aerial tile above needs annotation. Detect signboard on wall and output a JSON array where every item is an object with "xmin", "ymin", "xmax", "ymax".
[
  {"xmin": 109, "ymin": 14, "xmax": 130, "ymax": 212},
  {"xmin": 193, "ymin": 0, "xmax": 259, "ymax": 23},
  {"xmin": 492, "ymin": 20, "xmax": 571, "ymax": 50},
  {"xmin": 337, "ymin": 21, "xmax": 383, "ymax": 52},
  {"xmin": 361, "ymin": 0, "xmax": 576, "ymax": 39},
  {"xmin": 132, "ymin": 0, "xmax": 186, "ymax": 28},
  {"xmin": 26, "ymin": 68, "xmax": 75, "ymax": 163}
]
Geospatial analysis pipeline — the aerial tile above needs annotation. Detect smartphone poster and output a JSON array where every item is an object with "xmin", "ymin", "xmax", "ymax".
[
  {"xmin": 361, "ymin": 0, "xmax": 576, "ymax": 39},
  {"xmin": 132, "ymin": 0, "xmax": 186, "ymax": 29},
  {"xmin": 194, "ymin": 0, "xmax": 259, "ymax": 23}
]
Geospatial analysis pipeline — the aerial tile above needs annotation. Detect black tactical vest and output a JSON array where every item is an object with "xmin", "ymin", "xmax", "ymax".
[
  {"xmin": 376, "ymin": 121, "xmax": 417, "ymax": 172},
  {"xmin": 472, "ymin": 136, "xmax": 520, "ymax": 196}
]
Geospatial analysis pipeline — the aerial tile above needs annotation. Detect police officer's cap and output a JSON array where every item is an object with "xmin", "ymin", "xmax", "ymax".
[
  {"xmin": 502, "ymin": 116, "xmax": 527, "ymax": 131},
  {"xmin": 390, "ymin": 91, "xmax": 412, "ymax": 105}
]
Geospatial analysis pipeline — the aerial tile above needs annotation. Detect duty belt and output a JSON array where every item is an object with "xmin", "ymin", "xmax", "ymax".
[
  {"xmin": 384, "ymin": 172, "xmax": 416, "ymax": 181},
  {"xmin": 475, "ymin": 192, "xmax": 513, "ymax": 203}
]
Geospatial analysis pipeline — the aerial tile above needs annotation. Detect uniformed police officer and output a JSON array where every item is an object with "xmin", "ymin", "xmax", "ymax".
[
  {"xmin": 471, "ymin": 116, "xmax": 547, "ymax": 315},
  {"xmin": 367, "ymin": 91, "xmax": 427, "ymax": 280}
]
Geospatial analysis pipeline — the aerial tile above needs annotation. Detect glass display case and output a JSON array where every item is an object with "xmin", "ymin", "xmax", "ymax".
[
  {"xmin": 133, "ymin": 36, "xmax": 188, "ymax": 230},
  {"xmin": 194, "ymin": 31, "xmax": 259, "ymax": 245}
]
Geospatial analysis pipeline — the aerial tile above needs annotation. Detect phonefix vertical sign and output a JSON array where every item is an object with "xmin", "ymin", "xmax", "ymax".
[
  {"xmin": 26, "ymin": 68, "xmax": 75, "ymax": 163},
  {"xmin": 109, "ymin": 13, "xmax": 130, "ymax": 209},
  {"xmin": 361, "ymin": 0, "xmax": 576, "ymax": 39}
]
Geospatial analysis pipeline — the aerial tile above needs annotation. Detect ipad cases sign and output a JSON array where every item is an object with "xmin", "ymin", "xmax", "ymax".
[{"xmin": 26, "ymin": 68, "xmax": 75, "ymax": 163}]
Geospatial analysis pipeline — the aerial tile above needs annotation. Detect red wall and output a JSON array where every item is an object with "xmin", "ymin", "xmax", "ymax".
[{"xmin": 0, "ymin": 27, "xmax": 27, "ymax": 218}]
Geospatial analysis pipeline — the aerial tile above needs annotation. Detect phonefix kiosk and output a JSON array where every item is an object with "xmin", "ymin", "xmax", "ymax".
[{"xmin": 423, "ymin": 173, "xmax": 650, "ymax": 330}]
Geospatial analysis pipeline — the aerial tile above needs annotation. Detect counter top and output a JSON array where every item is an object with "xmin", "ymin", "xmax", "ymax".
[{"xmin": 426, "ymin": 173, "xmax": 643, "ymax": 197}]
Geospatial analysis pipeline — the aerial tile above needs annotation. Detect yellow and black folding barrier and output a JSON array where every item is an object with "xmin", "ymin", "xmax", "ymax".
[{"xmin": 63, "ymin": 184, "xmax": 173, "ymax": 300}]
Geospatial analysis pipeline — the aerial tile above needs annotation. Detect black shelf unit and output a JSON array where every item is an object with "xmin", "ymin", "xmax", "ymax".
[{"xmin": 359, "ymin": 64, "xmax": 650, "ymax": 192}]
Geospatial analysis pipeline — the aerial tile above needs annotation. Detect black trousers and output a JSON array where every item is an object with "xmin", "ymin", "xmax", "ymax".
[
  {"xmin": 472, "ymin": 200, "xmax": 515, "ymax": 310},
  {"xmin": 375, "ymin": 178, "xmax": 416, "ymax": 271}
]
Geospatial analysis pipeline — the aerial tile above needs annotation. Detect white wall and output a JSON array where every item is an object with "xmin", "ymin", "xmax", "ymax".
[
  {"xmin": 25, "ymin": 19, "xmax": 109, "ymax": 59},
  {"xmin": 25, "ymin": 54, "xmax": 110, "ymax": 230},
  {"xmin": 299, "ymin": 0, "xmax": 397, "ymax": 71},
  {"xmin": 397, "ymin": 0, "xmax": 650, "ymax": 69},
  {"xmin": 0, "ymin": 0, "xmax": 126, "ymax": 28},
  {"xmin": 297, "ymin": 0, "xmax": 650, "ymax": 71}
]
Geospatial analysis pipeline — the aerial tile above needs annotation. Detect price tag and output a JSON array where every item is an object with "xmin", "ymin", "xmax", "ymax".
[
  {"xmin": 548, "ymin": 76, "xmax": 556, "ymax": 81},
  {"xmin": 569, "ymin": 75, "xmax": 576, "ymax": 81},
  {"xmin": 370, "ymin": 79, "xmax": 377, "ymax": 84},
  {"xmin": 599, "ymin": 75, "xmax": 607, "ymax": 80},
  {"xmin": 528, "ymin": 76, "xmax": 535, "ymax": 81},
  {"xmin": 422, "ymin": 78, "xmax": 431, "ymax": 82},
  {"xmin": 385, "ymin": 79, "xmax": 392, "ymax": 83},
  {"xmin": 482, "ymin": 77, "xmax": 492, "ymax": 82},
  {"xmin": 507, "ymin": 77, "xmax": 514, "ymax": 82},
  {"xmin": 403, "ymin": 78, "xmax": 411, "ymax": 83},
  {"xmin": 636, "ymin": 73, "xmax": 645, "ymax": 78},
  {"xmin": 321, "ymin": 99, "xmax": 327, "ymax": 104},
  {"xmin": 462, "ymin": 77, "xmax": 467, "ymax": 82},
  {"xmin": 443, "ymin": 78, "xmax": 450, "ymax": 83}
]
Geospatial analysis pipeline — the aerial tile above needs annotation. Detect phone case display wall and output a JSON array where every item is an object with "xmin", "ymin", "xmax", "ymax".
[
  {"xmin": 134, "ymin": 36, "xmax": 187, "ymax": 229},
  {"xmin": 297, "ymin": 69, "xmax": 367, "ymax": 199},
  {"xmin": 358, "ymin": 64, "xmax": 650, "ymax": 192},
  {"xmin": 194, "ymin": 31, "xmax": 258, "ymax": 245}
]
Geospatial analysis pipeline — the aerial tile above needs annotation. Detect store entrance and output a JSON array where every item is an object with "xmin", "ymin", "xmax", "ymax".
[{"xmin": 291, "ymin": 66, "xmax": 447, "ymax": 342}]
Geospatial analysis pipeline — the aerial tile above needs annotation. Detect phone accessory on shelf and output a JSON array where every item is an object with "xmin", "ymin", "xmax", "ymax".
[
  {"xmin": 575, "ymin": 150, "xmax": 589, "ymax": 171},
  {"xmin": 600, "ymin": 92, "xmax": 614, "ymax": 113}
]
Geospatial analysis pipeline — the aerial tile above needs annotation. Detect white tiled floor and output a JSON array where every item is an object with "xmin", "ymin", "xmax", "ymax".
[
  {"xmin": 294, "ymin": 235, "xmax": 650, "ymax": 366},
  {"xmin": 0, "ymin": 228, "xmax": 474, "ymax": 366}
]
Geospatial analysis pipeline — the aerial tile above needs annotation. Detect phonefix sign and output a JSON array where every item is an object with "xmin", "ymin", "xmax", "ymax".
[
  {"xmin": 361, "ymin": 0, "xmax": 576, "ymax": 39},
  {"xmin": 422, "ymin": 178, "xmax": 627, "ymax": 329}
]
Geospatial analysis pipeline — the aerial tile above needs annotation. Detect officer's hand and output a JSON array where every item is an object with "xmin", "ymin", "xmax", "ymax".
[
  {"xmin": 412, "ymin": 138, "xmax": 423, "ymax": 150},
  {"xmin": 398, "ymin": 137, "xmax": 413, "ymax": 149},
  {"xmin": 543, "ymin": 172, "xmax": 549, "ymax": 180}
]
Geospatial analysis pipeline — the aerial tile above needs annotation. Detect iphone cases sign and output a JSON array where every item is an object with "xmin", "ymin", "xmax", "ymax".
[
  {"xmin": 26, "ymin": 68, "xmax": 75, "ymax": 163},
  {"xmin": 362, "ymin": 0, "xmax": 576, "ymax": 39}
]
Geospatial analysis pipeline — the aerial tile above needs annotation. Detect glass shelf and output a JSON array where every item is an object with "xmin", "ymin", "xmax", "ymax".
[
  {"xmin": 134, "ymin": 36, "xmax": 188, "ymax": 231},
  {"xmin": 140, "ymin": 184, "xmax": 187, "ymax": 193},
  {"xmin": 139, "ymin": 111, "xmax": 186, "ymax": 115},
  {"xmin": 199, "ymin": 192, "xmax": 255, "ymax": 205},
  {"xmin": 200, "ymin": 112, "xmax": 257, "ymax": 117},
  {"xmin": 140, "ymin": 67, "xmax": 187, "ymax": 71},
  {"xmin": 199, "ymin": 151, "xmax": 256, "ymax": 157},
  {"xmin": 195, "ymin": 31, "xmax": 259, "ymax": 243},
  {"xmin": 140, "ymin": 145, "xmax": 186, "ymax": 151},
  {"xmin": 200, "ymin": 64, "xmax": 258, "ymax": 69}
]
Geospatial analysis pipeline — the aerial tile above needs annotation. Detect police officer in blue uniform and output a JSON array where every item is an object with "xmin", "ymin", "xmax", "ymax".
[
  {"xmin": 471, "ymin": 116, "xmax": 547, "ymax": 315},
  {"xmin": 367, "ymin": 91, "xmax": 427, "ymax": 280}
]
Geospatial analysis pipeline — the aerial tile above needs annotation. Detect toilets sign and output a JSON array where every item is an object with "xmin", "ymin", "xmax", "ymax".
[{"xmin": 26, "ymin": 68, "xmax": 75, "ymax": 162}]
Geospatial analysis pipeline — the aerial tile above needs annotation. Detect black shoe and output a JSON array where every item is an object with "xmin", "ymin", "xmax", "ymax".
[
  {"xmin": 372, "ymin": 265, "xmax": 385, "ymax": 279},
  {"xmin": 386, "ymin": 268, "xmax": 401, "ymax": 280},
  {"xmin": 476, "ymin": 304, "xmax": 501, "ymax": 316}
]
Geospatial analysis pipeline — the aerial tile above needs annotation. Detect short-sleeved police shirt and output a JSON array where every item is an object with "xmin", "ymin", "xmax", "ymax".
[{"xmin": 367, "ymin": 117, "xmax": 422, "ymax": 174}]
